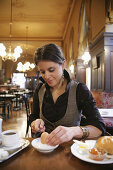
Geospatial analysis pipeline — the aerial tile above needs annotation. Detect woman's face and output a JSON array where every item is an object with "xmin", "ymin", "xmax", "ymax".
[{"xmin": 38, "ymin": 60, "xmax": 65, "ymax": 88}]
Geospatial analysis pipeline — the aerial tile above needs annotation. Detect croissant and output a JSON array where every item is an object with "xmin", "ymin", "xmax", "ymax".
[{"xmin": 95, "ymin": 136, "xmax": 113, "ymax": 155}]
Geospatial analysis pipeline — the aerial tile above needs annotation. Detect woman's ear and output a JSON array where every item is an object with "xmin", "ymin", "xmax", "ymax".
[{"xmin": 62, "ymin": 60, "xmax": 66, "ymax": 70}]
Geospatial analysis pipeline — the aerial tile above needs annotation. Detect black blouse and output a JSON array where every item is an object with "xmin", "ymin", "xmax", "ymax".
[{"xmin": 29, "ymin": 70, "xmax": 106, "ymax": 135}]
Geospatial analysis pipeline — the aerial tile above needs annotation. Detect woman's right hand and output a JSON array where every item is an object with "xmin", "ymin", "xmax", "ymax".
[{"xmin": 31, "ymin": 119, "xmax": 45, "ymax": 133}]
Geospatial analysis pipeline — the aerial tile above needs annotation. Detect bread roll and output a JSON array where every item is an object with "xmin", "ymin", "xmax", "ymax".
[
  {"xmin": 95, "ymin": 136, "xmax": 113, "ymax": 155},
  {"xmin": 41, "ymin": 132, "xmax": 49, "ymax": 144}
]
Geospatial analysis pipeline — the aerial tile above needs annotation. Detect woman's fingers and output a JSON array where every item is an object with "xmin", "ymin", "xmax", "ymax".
[
  {"xmin": 46, "ymin": 126, "xmax": 74, "ymax": 146},
  {"xmin": 46, "ymin": 126, "xmax": 66, "ymax": 145},
  {"xmin": 31, "ymin": 119, "xmax": 45, "ymax": 132},
  {"xmin": 40, "ymin": 126, "xmax": 45, "ymax": 132},
  {"xmin": 40, "ymin": 120, "xmax": 45, "ymax": 129}
]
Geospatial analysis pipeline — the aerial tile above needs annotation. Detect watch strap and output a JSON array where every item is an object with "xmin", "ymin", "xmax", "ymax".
[{"xmin": 80, "ymin": 126, "xmax": 89, "ymax": 139}]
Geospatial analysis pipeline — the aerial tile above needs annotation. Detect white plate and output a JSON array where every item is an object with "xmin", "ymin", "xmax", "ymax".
[
  {"xmin": 1, "ymin": 138, "xmax": 25, "ymax": 151},
  {"xmin": 31, "ymin": 138, "xmax": 59, "ymax": 153},
  {"xmin": 71, "ymin": 140, "xmax": 113, "ymax": 164}
]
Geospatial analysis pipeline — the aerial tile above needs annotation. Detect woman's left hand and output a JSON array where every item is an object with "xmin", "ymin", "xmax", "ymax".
[{"xmin": 46, "ymin": 126, "xmax": 75, "ymax": 146}]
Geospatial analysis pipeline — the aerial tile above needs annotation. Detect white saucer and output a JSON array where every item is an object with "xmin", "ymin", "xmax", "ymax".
[
  {"xmin": 1, "ymin": 138, "xmax": 25, "ymax": 151},
  {"xmin": 31, "ymin": 138, "xmax": 59, "ymax": 153}
]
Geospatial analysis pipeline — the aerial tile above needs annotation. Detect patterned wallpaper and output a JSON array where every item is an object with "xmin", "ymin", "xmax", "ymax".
[{"xmin": 91, "ymin": 91, "xmax": 113, "ymax": 108}]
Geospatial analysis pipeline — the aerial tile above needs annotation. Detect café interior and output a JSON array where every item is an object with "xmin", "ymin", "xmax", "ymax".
[{"xmin": 0, "ymin": 0, "xmax": 113, "ymax": 169}]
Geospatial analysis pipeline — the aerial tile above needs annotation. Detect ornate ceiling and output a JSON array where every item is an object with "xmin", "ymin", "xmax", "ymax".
[{"xmin": 0, "ymin": 0, "xmax": 74, "ymax": 60}]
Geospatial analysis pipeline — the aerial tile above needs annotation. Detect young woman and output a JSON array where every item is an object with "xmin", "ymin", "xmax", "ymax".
[{"xmin": 29, "ymin": 43, "xmax": 106, "ymax": 146}]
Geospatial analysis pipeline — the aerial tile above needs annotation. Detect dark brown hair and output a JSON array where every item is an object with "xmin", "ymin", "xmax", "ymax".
[{"xmin": 34, "ymin": 43, "xmax": 65, "ymax": 65}]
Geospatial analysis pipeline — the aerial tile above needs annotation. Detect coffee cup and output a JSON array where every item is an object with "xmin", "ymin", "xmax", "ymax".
[{"xmin": 1, "ymin": 130, "xmax": 19, "ymax": 147}]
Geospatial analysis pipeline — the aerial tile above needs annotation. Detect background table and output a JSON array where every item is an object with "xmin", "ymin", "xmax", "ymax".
[
  {"xmin": 99, "ymin": 109, "xmax": 113, "ymax": 135},
  {"xmin": 0, "ymin": 138, "xmax": 113, "ymax": 170},
  {"xmin": 0, "ymin": 94, "xmax": 16, "ymax": 119}
]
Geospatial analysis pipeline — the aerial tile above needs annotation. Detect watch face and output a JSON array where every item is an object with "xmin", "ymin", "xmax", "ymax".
[{"xmin": 80, "ymin": 127, "xmax": 89, "ymax": 138}]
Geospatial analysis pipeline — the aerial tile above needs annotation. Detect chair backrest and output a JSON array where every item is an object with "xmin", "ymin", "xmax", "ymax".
[
  {"xmin": 24, "ymin": 96, "xmax": 31, "ymax": 137},
  {"xmin": 25, "ymin": 98, "xmax": 31, "ymax": 119}
]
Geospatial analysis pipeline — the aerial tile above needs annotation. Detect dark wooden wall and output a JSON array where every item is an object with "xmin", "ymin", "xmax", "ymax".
[{"xmin": 90, "ymin": 32, "xmax": 113, "ymax": 92}]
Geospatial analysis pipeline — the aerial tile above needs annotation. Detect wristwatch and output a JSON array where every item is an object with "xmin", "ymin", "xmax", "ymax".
[{"xmin": 80, "ymin": 126, "xmax": 89, "ymax": 139}]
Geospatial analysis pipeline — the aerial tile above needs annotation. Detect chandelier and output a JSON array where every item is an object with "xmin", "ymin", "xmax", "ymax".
[
  {"xmin": 0, "ymin": 0, "xmax": 22, "ymax": 62},
  {"xmin": 16, "ymin": 26, "xmax": 35, "ymax": 72},
  {"xmin": 16, "ymin": 62, "xmax": 35, "ymax": 72},
  {"xmin": 0, "ymin": 43, "xmax": 22, "ymax": 62}
]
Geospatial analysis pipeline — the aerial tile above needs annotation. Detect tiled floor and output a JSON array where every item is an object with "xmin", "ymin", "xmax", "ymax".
[{"xmin": 1, "ymin": 105, "xmax": 31, "ymax": 138}]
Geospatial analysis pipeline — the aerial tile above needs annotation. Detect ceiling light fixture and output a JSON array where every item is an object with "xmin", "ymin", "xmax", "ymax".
[
  {"xmin": 16, "ymin": 26, "xmax": 35, "ymax": 72},
  {"xmin": 16, "ymin": 61, "xmax": 35, "ymax": 72},
  {"xmin": 0, "ymin": 0, "xmax": 22, "ymax": 62}
]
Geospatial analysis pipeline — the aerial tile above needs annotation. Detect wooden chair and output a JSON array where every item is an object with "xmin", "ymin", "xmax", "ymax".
[{"xmin": 24, "ymin": 96, "xmax": 31, "ymax": 137}]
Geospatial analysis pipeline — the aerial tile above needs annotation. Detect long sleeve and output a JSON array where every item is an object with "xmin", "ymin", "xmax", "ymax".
[{"xmin": 76, "ymin": 83, "xmax": 106, "ymax": 135}]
